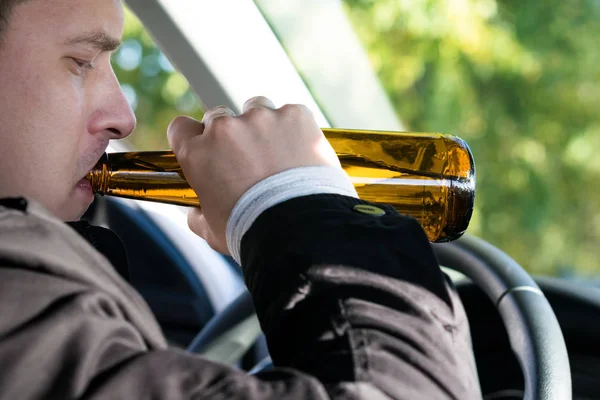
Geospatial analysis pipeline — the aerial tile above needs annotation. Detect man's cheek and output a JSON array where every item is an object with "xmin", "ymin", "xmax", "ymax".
[{"xmin": 48, "ymin": 81, "xmax": 88, "ymax": 151}]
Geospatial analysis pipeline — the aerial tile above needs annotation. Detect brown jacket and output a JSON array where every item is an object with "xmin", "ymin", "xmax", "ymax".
[{"xmin": 0, "ymin": 196, "xmax": 481, "ymax": 399}]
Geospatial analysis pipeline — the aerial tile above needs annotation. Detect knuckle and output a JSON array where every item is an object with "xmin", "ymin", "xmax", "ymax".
[
  {"xmin": 244, "ymin": 96, "xmax": 275, "ymax": 110},
  {"xmin": 203, "ymin": 106, "xmax": 234, "ymax": 124},
  {"xmin": 208, "ymin": 115, "xmax": 237, "ymax": 134},
  {"xmin": 244, "ymin": 105, "xmax": 272, "ymax": 121},
  {"xmin": 279, "ymin": 103, "xmax": 307, "ymax": 119},
  {"xmin": 207, "ymin": 105, "xmax": 232, "ymax": 114},
  {"xmin": 245, "ymin": 95, "xmax": 265, "ymax": 105},
  {"xmin": 252, "ymin": 95, "xmax": 271, "ymax": 102}
]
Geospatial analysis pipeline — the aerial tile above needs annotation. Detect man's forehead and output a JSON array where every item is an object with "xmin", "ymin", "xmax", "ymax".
[{"xmin": 15, "ymin": 0, "xmax": 125, "ymax": 40}]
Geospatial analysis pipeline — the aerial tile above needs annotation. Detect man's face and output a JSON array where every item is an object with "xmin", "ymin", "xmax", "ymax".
[{"xmin": 0, "ymin": 0, "xmax": 135, "ymax": 221}]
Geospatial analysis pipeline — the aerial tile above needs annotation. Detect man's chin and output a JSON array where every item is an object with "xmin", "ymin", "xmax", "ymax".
[{"xmin": 59, "ymin": 181, "xmax": 95, "ymax": 221}]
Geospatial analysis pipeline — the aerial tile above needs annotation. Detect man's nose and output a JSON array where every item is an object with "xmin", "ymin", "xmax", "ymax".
[
  {"xmin": 110, "ymin": 91, "xmax": 137, "ymax": 140},
  {"xmin": 88, "ymin": 73, "xmax": 137, "ymax": 140}
]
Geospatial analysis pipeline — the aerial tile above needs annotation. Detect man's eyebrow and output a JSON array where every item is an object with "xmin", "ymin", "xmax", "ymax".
[{"xmin": 64, "ymin": 31, "xmax": 121, "ymax": 52}]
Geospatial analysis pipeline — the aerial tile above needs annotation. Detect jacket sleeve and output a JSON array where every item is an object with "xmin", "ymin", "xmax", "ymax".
[
  {"xmin": 241, "ymin": 194, "xmax": 481, "ymax": 399},
  {"xmin": 0, "ymin": 194, "xmax": 481, "ymax": 400}
]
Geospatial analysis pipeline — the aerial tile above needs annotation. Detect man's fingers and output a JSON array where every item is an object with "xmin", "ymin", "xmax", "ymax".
[
  {"xmin": 187, "ymin": 208, "xmax": 229, "ymax": 254},
  {"xmin": 202, "ymin": 105, "xmax": 236, "ymax": 126},
  {"xmin": 167, "ymin": 116, "xmax": 204, "ymax": 156},
  {"xmin": 243, "ymin": 96, "xmax": 276, "ymax": 113}
]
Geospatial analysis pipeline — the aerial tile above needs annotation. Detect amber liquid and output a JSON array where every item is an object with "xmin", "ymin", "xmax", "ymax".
[{"xmin": 87, "ymin": 128, "xmax": 475, "ymax": 242}]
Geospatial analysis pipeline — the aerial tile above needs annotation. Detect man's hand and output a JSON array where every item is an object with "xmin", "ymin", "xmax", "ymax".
[{"xmin": 167, "ymin": 96, "xmax": 341, "ymax": 254}]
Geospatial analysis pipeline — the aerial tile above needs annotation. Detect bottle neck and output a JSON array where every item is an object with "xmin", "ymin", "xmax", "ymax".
[{"xmin": 86, "ymin": 153, "xmax": 110, "ymax": 195}]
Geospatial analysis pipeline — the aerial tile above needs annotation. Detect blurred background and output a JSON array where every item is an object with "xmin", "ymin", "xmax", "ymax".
[{"xmin": 115, "ymin": 0, "xmax": 600, "ymax": 277}]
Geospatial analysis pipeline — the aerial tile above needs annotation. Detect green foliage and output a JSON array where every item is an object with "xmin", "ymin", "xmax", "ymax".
[
  {"xmin": 342, "ymin": 0, "xmax": 600, "ymax": 275},
  {"xmin": 113, "ymin": 8, "xmax": 204, "ymax": 150}
]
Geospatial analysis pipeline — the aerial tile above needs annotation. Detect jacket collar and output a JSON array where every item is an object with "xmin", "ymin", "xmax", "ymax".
[{"xmin": 0, "ymin": 197, "xmax": 129, "ymax": 281}]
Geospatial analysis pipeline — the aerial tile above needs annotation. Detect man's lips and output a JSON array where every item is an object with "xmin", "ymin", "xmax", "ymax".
[
  {"xmin": 75, "ymin": 177, "xmax": 94, "ymax": 201},
  {"xmin": 78, "ymin": 151, "xmax": 108, "ymax": 183},
  {"xmin": 77, "ymin": 178, "xmax": 93, "ymax": 190}
]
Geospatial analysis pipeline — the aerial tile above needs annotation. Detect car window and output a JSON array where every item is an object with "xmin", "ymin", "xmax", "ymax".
[
  {"xmin": 113, "ymin": 7, "xmax": 205, "ymax": 151},
  {"xmin": 116, "ymin": 2, "xmax": 600, "ymax": 278}
]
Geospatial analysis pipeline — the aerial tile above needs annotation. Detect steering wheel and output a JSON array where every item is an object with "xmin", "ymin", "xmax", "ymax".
[{"xmin": 188, "ymin": 234, "xmax": 572, "ymax": 400}]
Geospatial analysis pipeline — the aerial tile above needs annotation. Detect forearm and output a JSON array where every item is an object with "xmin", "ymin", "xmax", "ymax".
[{"xmin": 241, "ymin": 194, "xmax": 481, "ymax": 399}]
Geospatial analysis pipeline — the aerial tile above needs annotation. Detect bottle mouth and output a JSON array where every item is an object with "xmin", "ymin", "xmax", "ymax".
[{"xmin": 85, "ymin": 153, "xmax": 110, "ymax": 195}]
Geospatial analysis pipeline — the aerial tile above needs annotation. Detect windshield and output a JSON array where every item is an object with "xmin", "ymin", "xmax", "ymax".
[{"xmin": 114, "ymin": 1, "xmax": 599, "ymax": 278}]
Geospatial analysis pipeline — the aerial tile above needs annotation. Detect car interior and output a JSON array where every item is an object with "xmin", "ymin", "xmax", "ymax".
[{"xmin": 84, "ymin": 1, "xmax": 600, "ymax": 399}]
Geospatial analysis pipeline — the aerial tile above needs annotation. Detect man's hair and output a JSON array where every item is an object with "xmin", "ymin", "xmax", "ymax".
[{"xmin": 0, "ymin": 0, "xmax": 27, "ymax": 40}]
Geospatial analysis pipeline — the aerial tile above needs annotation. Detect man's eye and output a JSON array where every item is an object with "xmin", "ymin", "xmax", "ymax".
[{"xmin": 70, "ymin": 58, "xmax": 95, "ymax": 71}]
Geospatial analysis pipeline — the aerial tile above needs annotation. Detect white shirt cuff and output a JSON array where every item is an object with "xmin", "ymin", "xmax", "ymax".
[{"xmin": 226, "ymin": 166, "xmax": 358, "ymax": 265}]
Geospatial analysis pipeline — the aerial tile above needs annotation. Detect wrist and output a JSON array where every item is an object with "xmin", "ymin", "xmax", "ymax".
[{"xmin": 226, "ymin": 166, "xmax": 358, "ymax": 265}]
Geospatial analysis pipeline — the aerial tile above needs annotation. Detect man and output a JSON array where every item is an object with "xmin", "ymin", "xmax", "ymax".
[{"xmin": 0, "ymin": 0, "xmax": 481, "ymax": 398}]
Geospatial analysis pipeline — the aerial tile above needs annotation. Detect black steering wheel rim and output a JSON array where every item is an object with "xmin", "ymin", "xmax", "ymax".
[
  {"xmin": 189, "ymin": 234, "xmax": 572, "ymax": 400},
  {"xmin": 432, "ymin": 235, "xmax": 571, "ymax": 400}
]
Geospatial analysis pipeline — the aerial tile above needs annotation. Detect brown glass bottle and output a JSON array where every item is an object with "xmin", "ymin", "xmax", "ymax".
[{"xmin": 87, "ymin": 128, "xmax": 475, "ymax": 242}]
